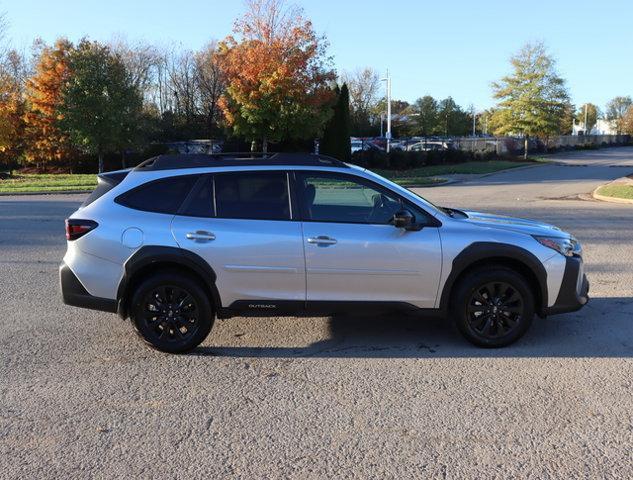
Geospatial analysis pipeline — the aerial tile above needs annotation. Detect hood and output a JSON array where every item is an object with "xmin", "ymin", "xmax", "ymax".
[{"xmin": 459, "ymin": 210, "xmax": 568, "ymax": 237}]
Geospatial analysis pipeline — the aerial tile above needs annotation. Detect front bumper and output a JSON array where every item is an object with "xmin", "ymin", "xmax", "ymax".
[
  {"xmin": 544, "ymin": 255, "xmax": 589, "ymax": 316},
  {"xmin": 59, "ymin": 262, "xmax": 117, "ymax": 313}
]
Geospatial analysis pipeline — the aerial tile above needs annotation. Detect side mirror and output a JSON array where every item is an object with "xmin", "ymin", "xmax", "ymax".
[{"xmin": 392, "ymin": 209, "xmax": 418, "ymax": 230}]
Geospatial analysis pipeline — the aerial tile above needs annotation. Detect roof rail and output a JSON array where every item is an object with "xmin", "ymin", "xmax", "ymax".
[{"xmin": 134, "ymin": 152, "xmax": 349, "ymax": 171}]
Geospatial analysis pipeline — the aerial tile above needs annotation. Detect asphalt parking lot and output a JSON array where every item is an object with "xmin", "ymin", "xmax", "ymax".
[{"xmin": 2, "ymin": 147, "xmax": 633, "ymax": 478}]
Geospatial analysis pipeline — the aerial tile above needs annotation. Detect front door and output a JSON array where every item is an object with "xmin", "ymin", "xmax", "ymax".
[
  {"xmin": 171, "ymin": 171, "xmax": 305, "ymax": 310},
  {"xmin": 295, "ymin": 171, "xmax": 442, "ymax": 308}
]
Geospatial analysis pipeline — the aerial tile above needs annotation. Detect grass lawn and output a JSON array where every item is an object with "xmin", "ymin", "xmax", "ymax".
[
  {"xmin": 0, "ymin": 160, "xmax": 532, "ymax": 193},
  {"xmin": 376, "ymin": 160, "xmax": 532, "ymax": 187},
  {"xmin": 596, "ymin": 184, "xmax": 633, "ymax": 200},
  {"xmin": 0, "ymin": 174, "xmax": 97, "ymax": 193}
]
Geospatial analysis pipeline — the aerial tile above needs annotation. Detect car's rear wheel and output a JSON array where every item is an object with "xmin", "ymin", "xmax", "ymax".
[
  {"xmin": 452, "ymin": 267, "xmax": 534, "ymax": 347},
  {"xmin": 130, "ymin": 272, "xmax": 214, "ymax": 353}
]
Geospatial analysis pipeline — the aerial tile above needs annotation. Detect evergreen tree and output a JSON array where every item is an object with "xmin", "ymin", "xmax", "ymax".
[{"xmin": 320, "ymin": 83, "xmax": 351, "ymax": 162}]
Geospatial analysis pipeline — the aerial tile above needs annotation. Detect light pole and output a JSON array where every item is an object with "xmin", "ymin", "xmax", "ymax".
[{"xmin": 381, "ymin": 70, "xmax": 392, "ymax": 153}]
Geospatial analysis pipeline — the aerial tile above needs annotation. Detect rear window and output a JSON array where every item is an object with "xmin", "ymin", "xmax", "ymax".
[
  {"xmin": 214, "ymin": 171, "xmax": 290, "ymax": 220},
  {"xmin": 81, "ymin": 171, "xmax": 130, "ymax": 207},
  {"xmin": 116, "ymin": 175, "xmax": 198, "ymax": 214}
]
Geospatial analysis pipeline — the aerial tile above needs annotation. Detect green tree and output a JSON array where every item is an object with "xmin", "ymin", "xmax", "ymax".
[
  {"xmin": 320, "ymin": 83, "xmax": 351, "ymax": 162},
  {"xmin": 558, "ymin": 101, "xmax": 575, "ymax": 135},
  {"xmin": 437, "ymin": 97, "xmax": 469, "ymax": 136},
  {"xmin": 58, "ymin": 40, "xmax": 143, "ymax": 172},
  {"xmin": 409, "ymin": 95, "xmax": 438, "ymax": 136},
  {"xmin": 575, "ymin": 103, "xmax": 600, "ymax": 134},
  {"xmin": 605, "ymin": 96, "xmax": 633, "ymax": 134},
  {"xmin": 491, "ymin": 42, "xmax": 570, "ymax": 158}
]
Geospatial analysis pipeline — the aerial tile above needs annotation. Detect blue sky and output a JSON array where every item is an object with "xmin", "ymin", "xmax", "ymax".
[{"xmin": 3, "ymin": 0, "xmax": 632, "ymax": 110}]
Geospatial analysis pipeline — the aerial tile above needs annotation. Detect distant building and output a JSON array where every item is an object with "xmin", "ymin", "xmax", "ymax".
[{"xmin": 572, "ymin": 118, "xmax": 617, "ymax": 135}]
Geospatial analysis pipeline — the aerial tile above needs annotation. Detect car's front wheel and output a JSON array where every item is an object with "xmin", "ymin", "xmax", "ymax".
[
  {"xmin": 452, "ymin": 266, "xmax": 535, "ymax": 347},
  {"xmin": 130, "ymin": 272, "xmax": 214, "ymax": 353}
]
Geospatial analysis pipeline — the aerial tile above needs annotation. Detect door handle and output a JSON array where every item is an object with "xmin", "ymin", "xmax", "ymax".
[
  {"xmin": 307, "ymin": 235, "xmax": 337, "ymax": 246},
  {"xmin": 186, "ymin": 230, "xmax": 216, "ymax": 242}
]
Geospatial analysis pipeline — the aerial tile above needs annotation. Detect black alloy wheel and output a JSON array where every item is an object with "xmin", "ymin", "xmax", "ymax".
[
  {"xmin": 452, "ymin": 267, "xmax": 535, "ymax": 347},
  {"xmin": 130, "ymin": 272, "xmax": 214, "ymax": 353},
  {"xmin": 466, "ymin": 281, "xmax": 524, "ymax": 339},
  {"xmin": 142, "ymin": 285, "xmax": 200, "ymax": 342}
]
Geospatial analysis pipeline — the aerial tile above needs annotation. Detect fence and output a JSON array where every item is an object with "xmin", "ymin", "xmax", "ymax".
[{"xmin": 453, "ymin": 135, "xmax": 631, "ymax": 155}]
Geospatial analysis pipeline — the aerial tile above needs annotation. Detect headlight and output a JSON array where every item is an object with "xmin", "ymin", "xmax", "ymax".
[{"xmin": 533, "ymin": 235, "xmax": 580, "ymax": 257}]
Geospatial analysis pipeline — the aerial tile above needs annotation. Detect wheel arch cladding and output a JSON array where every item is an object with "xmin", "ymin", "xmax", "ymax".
[
  {"xmin": 116, "ymin": 246, "xmax": 221, "ymax": 318},
  {"xmin": 440, "ymin": 242, "xmax": 548, "ymax": 315}
]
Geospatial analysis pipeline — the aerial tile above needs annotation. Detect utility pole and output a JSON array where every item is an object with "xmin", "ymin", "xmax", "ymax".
[{"xmin": 381, "ymin": 70, "xmax": 392, "ymax": 153}]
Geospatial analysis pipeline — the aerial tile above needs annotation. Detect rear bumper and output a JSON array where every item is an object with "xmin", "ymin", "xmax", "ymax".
[
  {"xmin": 544, "ymin": 255, "xmax": 589, "ymax": 316},
  {"xmin": 59, "ymin": 262, "xmax": 117, "ymax": 313}
]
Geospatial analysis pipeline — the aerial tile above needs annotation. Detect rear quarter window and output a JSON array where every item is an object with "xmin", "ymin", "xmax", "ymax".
[{"xmin": 115, "ymin": 175, "xmax": 199, "ymax": 214}]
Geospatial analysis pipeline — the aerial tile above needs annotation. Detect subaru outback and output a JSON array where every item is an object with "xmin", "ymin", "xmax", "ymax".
[{"xmin": 60, "ymin": 153, "xmax": 589, "ymax": 353}]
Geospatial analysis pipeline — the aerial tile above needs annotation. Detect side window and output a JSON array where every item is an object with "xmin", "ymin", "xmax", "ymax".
[
  {"xmin": 179, "ymin": 175, "xmax": 214, "ymax": 217},
  {"xmin": 116, "ymin": 175, "xmax": 198, "ymax": 214},
  {"xmin": 297, "ymin": 173, "xmax": 405, "ymax": 224},
  {"xmin": 214, "ymin": 171, "xmax": 290, "ymax": 220}
]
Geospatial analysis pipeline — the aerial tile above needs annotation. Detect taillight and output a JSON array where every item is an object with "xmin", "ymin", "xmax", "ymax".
[{"xmin": 65, "ymin": 219, "xmax": 98, "ymax": 241}]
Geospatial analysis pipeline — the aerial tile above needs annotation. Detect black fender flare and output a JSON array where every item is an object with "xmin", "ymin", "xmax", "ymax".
[
  {"xmin": 116, "ymin": 246, "xmax": 221, "ymax": 318},
  {"xmin": 438, "ymin": 242, "xmax": 548, "ymax": 314}
]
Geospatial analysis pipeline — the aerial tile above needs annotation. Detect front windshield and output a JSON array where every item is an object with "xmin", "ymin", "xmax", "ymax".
[{"xmin": 354, "ymin": 165, "xmax": 447, "ymax": 217}]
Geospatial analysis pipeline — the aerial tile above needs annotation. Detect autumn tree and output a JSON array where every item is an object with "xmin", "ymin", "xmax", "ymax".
[
  {"xmin": 492, "ymin": 42, "xmax": 570, "ymax": 158},
  {"xmin": 0, "ymin": 13, "xmax": 29, "ymax": 166},
  {"xmin": 217, "ymin": 0, "xmax": 336, "ymax": 152},
  {"xmin": 605, "ymin": 96, "xmax": 633, "ymax": 134},
  {"xmin": 24, "ymin": 39, "xmax": 74, "ymax": 169},
  {"xmin": 58, "ymin": 40, "xmax": 143, "ymax": 172},
  {"xmin": 320, "ymin": 83, "xmax": 351, "ymax": 162},
  {"xmin": 575, "ymin": 103, "xmax": 600, "ymax": 134}
]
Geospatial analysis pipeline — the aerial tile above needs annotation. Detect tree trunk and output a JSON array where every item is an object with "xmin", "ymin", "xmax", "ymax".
[
  {"xmin": 262, "ymin": 137, "xmax": 268, "ymax": 153},
  {"xmin": 98, "ymin": 152, "xmax": 104, "ymax": 173},
  {"xmin": 523, "ymin": 136, "xmax": 529, "ymax": 160},
  {"xmin": 121, "ymin": 151, "xmax": 127, "ymax": 169}
]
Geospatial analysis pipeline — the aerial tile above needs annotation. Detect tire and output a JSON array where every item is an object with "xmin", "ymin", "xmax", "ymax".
[
  {"xmin": 451, "ymin": 266, "xmax": 535, "ymax": 348},
  {"xmin": 129, "ymin": 271, "xmax": 214, "ymax": 353}
]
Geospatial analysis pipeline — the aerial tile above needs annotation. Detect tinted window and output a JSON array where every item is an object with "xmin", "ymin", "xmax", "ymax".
[
  {"xmin": 298, "ymin": 173, "xmax": 408, "ymax": 224},
  {"xmin": 117, "ymin": 175, "xmax": 198, "ymax": 214},
  {"xmin": 214, "ymin": 171, "xmax": 290, "ymax": 220},
  {"xmin": 180, "ymin": 175, "xmax": 214, "ymax": 217}
]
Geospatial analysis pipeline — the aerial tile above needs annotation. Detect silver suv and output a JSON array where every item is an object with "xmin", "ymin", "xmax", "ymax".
[{"xmin": 60, "ymin": 153, "xmax": 589, "ymax": 353}]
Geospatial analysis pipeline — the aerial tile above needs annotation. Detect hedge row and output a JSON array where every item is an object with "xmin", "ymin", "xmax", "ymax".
[{"xmin": 350, "ymin": 149, "xmax": 499, "ymax": 170}]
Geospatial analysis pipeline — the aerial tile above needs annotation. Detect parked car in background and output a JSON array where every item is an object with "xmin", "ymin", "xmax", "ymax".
[{"xmin": 407, "ymin": 140, "xmax": 451, "ymax": 152}]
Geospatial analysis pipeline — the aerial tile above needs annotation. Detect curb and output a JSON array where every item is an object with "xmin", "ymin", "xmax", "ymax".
[{"xmin": 592, "ymin": 183, "xmax": 633, "ymax": 205}]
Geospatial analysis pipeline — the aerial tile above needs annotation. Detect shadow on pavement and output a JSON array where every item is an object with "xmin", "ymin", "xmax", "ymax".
[{"xmin": 195, "ymin": 296, "xmax": 633, "ymax": 359}]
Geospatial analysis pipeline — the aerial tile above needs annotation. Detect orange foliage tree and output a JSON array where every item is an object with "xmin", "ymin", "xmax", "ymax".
[
  {"xmin": 24, "ymin": 39, "xmax": 74, "ymax": 169},
  {"xmin": 216, "ymin": 0, "xmax": 336, "ymax": 151},
  {"xmin": 0, "ymin": 51, "xmax": 27, "ymax": 165}
]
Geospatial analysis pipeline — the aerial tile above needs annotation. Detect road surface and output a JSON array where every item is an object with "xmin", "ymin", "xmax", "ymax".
[{"xmin": 1, "ymin": 147, "xmax": 633, "ymax": 478}]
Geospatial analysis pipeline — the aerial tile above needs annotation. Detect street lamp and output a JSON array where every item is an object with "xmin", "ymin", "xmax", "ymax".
[{"xmin": 381, "ymin": 70, "xmax": 392, "ymax": 153}]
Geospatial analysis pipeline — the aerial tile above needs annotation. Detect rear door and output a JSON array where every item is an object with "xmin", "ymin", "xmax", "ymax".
[
  {"xmin": 295, "ymin": 171, "xmax": 442, "ymax": 308},
  {"xmin": 171, "ymin": 171, "xmax": 306, "ymax": 310}
]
